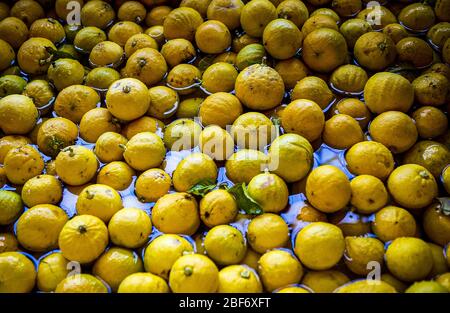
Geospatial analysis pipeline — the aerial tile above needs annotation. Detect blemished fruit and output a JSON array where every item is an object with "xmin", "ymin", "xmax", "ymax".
[{"xmin": 1, "ymin": 0, "xmax": 450, "ymax": 295}]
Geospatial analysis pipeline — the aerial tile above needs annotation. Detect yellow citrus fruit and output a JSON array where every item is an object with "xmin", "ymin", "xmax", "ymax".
[
  {"xmin": 225, "ymin": 149, "xmax": 269, "ymax": 184},
  {"xmin": 350, "ymin": 175, "xmax": 388, "ymax": 214},
  {"xmin": 322, "ymin": 114, "xmax": 364, "ymax": 149},
  {"xmin": 396, "ymin": 37, "xmax": 433, "ymax": 68},
  {"xmin": 106, "ymin": 78, "xmax": 150, "ymax": 121},
  {"xmin": 199, "ymin": 189, "xmax": 238, "ymax": 228},
  {"xmin": 148, "ymin": 85, "xmax": 179, "ymax": 119},
  {"xmin": 89, "ymin": 40, "xmax": 124, "ymax": 67},
  {"xmin": 437, "ymin": 273, "xmax": 450, "ymax": 292},
  {"xmin": 241, "ymin": 248, "xmax": 261, "ymax": 271},
  {"xmin": 0, "ymin": 190, "xmax": 23, "ymax": 225},
  {"xmin": 207, "ymin": 0, "xmax": 244, "ymax": 30},
  {"xmin": 123, "ymin": 132, "xmax": 165, "ymax": 171},
  {"xmin": 0, "ymin": 232, "xmax": 18, "ymax": 253},
  {"xmin": 235, "ymin": 43, "xmax": 266, "ymax": 71},
  {"xmin": 332, "ymin": 98, "xmax": 371, "ymax": 129},
  {"xmin": 306, "ymin": 165, "xmax": 351, "ymax": 213},
  {"xmin": 36, "ymin": 252, "xmax": 70, "ymax": 292},
  {"xmin": 108, "ymin": 208, "xmax": 151, "ymax": 249},
  {"xmin": 385, "ymin": 237, "xmax": 433, "ymax": 282},
  {"xmin": 0, "ymin": 38, "xmax": 14, "ymax": 71},
  {"xmin": 263, "ymin": 18, "xmax": 302, "ymax": 60},
  {"xmin": 231, "ymin": 112, "xmax": 273, "ymax": 150},
  {"xmin": 96, "ymin": 161, "xmax": 135, "ymax": 191},
  {"xmin": 423, "ymin": 203, "xmax": 450, "ymax": 246},
  {"xmin": 173, "ymin": 152, "xmax": 217, "ymax": 192},
  {"xmin": 412, "ymin": 73, "xmax": 449, "ymax": 107},
  {"xmin": 335, "ymin": 280, "xmax": 397, "ymax": 293},
  {"xmin": 412, "ymin": 106, "xmax": 448, "ymax": 139},
  {"xmin": 406, "ymin": 281, "xmax": 448, "ymax": 293},
  {"xmin": 274, "ymin": 58, "xmax": 308, "ymax": 90},
  {"xmin": 218, "ymin": 265, "xmax": 263, "ymax": 293},
  {"xmin": 302, "ymin": 14, "xmax": 338, "ymax": 36},
  {"xmin": 118, "ymin": 1, "xmax": 146, "ymax": 23},
  {"xmin": 380, "ymin": 273, "xmax": 408, "ymax": 293},
  {"xmin": 354, "ymin": 32, "xmax": 396, "ymax": 71},
  {"xmin": 257, "ymin": 249, "xmax": 303, "ymax": 292},
  {"xmin": 21, "ymin": 174, "xmax": 62, "ymax": 208},
  {"xmin": 372, "ymin": 205, "xmax": 417, "ymax": 242},
  {"xmin": 58, "ymin": 214, "xmax": 109, "ymax": 264},
  {"xmin": 195, "ymin": 20, "xmax": 231, "ymax": 54},
  {"xmin": 277, "ymin": 286, "xmax": 311, "ymax": 293},
  {"xmin": 387, "ymin": 164, "xmax": 438, "ymax": 209},
  {"xmin": 344, "ymin": 236, "xmax": 385, "ymax": 275},
  {"xmin": 94, "ymin": 132, "xmax": 128, "ymax": 163},
  {"xmin": 330, "ymin": 64, "xmax": 368, "ymax": 94},
  {"xmin": 123, "ymin": 48, "xmax": 168, "ymax": 86},
  {"xmin": 281, "ymin": 99, "xmax": 325, "ymax": 142},
  {"xmin": 4, "ymin": 145, "xmax": 44, "ymax": 185},
  {"xmin": 166, "ymin": 63, "xmax": 201, "ymax": 95},
  {"xmin": 151, "ymin": 192, "xmax": 200, "ymax": 235},
  {"xmin": 369, "ymin": 111, "xmax": 418, "ymax": 154},
  {"xmin": 247, "ymin": 173, "xmax": 288, "ymax": 213},
  {"xmin": 163, "ymin": 119, "xmax": 202, "ymax": 151},
  {"xmin": 37, "ymin": 117, "xmax": 79, "ymax": 158},
  {"xmin": 276, "ymin": 0, "xmax": 309, "ymax": 28},
  {"xmin": 144, "ymin": 234, "xmax": 194, "ymax": 279},
  {"xmin": 55, "ymin": 145, "xmax": 98, "ymax": 186},
  {"xmin": 247, "ymin": 213, "xmax": 289, "ymax": 253},
  {"xmin": 55, "ymin": 274, "xmax": 108, "ymax": 293},
  {"xmin": 268, "ymin": 133, "xmax": 313, "ymax": 183},
  {"xmin": 428, "ymin": 242, "xmax": 449, "ymax": 277},
  {"xmin": 135, "ymin": 168, "xmax": 171, "ymax": 203},
  {"xmin": 302, "ymin": 270, "xmax": 350, "ymax": 293},
  {"xmin": 118, "ymin": 272, "xmax": 170, "ymax": 293},
  {"xmin": 235, "ymin": 64, "xmax": 285, "ymax": 110},
  {"xmin": 340, "ymin": 18, "xmax": 373, "ymax": 48},
  {"xmin": 199, "ymin": 92, "xmax": 242, "ymax": 128},
  {"xmin": 398, "ymin": 3, "xmax": 435, "ymax": 32},
  {"xmin": 199, "ymin": 125, "xmax": 235, "ymax": 161},
  {"xmin": 0, "ymin": 135, "xmax": 31, "ymax": 164},
  {"xmin": 382, "ymin": 23, "xmax": 409, "ymax": 43},
  {"xmin": 0, "ymin": 252, "xmax": 36, "ymax": 293},
  {"xmin": 79, "ymin": 108, "xmax": 121, "ymax": 143},
  {"xmin": 364, "ymin": 72, "xmax": 414, "ymax": 114},
  {"xmin": 345, "ymin": 141, "xmax": 394, "ymax": 180},
  {"xmin": 204, "ymin": 225, "xmax": 247, "ymax": 265},
  {"xmin": 76, "ymin": 184, "xmax": 123, "ymax": 223},
  {"xmin": 403, "ymin": 141, "xmax": 450, "ymax": 179},
  {"xmin": 16, "ymin": 204, "xmax": 68, "ymax": 252},
  {"xmin": 85, "ymin": 67, "xmax": 121, "ymax": 91},
  {"xmin": 54, "ymin": 85, "xmax": 100, "ymax": 124},
  {"xmin": 294, "ymin": 222, "xmax": 345, "ymax": 270},
  {"xmin": 122, "ymin": 116, "xmax": 164, "ymax": 139},
  {"xmin": 161, "ymin": 38, "xmax": 196, "ymax": 68},
  {"xmin": 291, "ymin": 76, "xmax": 334, "ymax": 110},
  {"xmin": 93, "ymin": 247, "xmax": 143, "ymax": 291},
  {"xmin": 0, "ymin": 94, "xmax": 38, "ymax": 135},
  {"xmin": 302, "ymin": 28, "xmax": 347, "ymax": 73},
  {"xmin": 30, "ymin": 18, "xmax": 65, "ymax": 44},
  {"xmin": 17, "ymin": 37, "xmax": 56, "ymax": 75},
  {"xmin": 201, "ymin": 62, "xmax": 238, "ymax": 94},
  {"xmin": 47, "ymin": 58, "xmax": 85, "ymax": 91},
  {"xmin": 163, "ymin": 7, "xmax": 203, "ymax": 41},
  {"xmin": 240, "ymin": 0, "xmax": 277, "ymax": 37}
]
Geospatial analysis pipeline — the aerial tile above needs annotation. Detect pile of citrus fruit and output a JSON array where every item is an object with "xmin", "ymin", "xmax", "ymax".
[{"xmin": 0, "ymin": 0, "xmax": 449, "ymax": 294}]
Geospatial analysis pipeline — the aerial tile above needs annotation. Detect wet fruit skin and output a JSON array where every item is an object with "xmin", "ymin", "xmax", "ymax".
[{"xmin": 1, "ymin": 0, "xmax": 450, "ymax": 295}]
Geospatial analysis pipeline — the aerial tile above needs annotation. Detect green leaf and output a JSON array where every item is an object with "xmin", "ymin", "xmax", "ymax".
[
  {"xmin": 187, "ymin": 178, "xmax": 217, "ymax": 197},
  {"xmin": 227, "ymin": 183, "xmax": 263, "ymax": 215},
  {"xmin": 45, "ymin": 46, "xmax": 77, "ymax": 61}
]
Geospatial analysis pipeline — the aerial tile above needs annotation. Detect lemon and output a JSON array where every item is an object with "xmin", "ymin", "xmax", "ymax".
[
  {"xmin": 258, "ymin": 249, "xmax": 303, "ymax": 292},
  {"xmin": 0, "ymin": 39, "xmax": 14, "ymax": 71},
  {"xmin": 291, "ymin": 76, "xmax": 334, "ymax": 110},
  {"xmin": 247, "ymin": 173, "xmax": 288, "ymax": 213},
  {"xmin": 281, "ymin": 99, "xmax": 325, "ymax": 142},
  {"xmin": 21, "ymin": 174, "xmax": 63, "ymax": 208},
  {"xmin": 274, "ymin": 58, "xmax": 309, "ymax": 90},
  {"xmin": 0, "ymin": 190, "xmax": 23, "ymax": 225},
  {"xmin": 96, "ymin": 161, "xmax": 135, "ymax": 191},
  {"xmin": 268, "ymin": 133, "xmax": 313, "ymax": 183},
  {"xmin": 89, "ymin": 41, "xmax": 124, "ymax": 68},
  {"xmin": 199, "ymin": 125, "xmax": 235, "ymax": 161},
  {"xmin": 94, "ymin": 132, "xmax": 128, "ymax": 163},
  {"xmin": 201, "ymin": 63, "xmax": 238, "ymax": 93},
  {"xmin": 386, "ymin": 237, "xmax": 433, "ymax": 282},
  {"xmin": 306, "ymin": 165, "xmax": 351, "ymax": 213},
  {"xmin": 0, "ymin": 252, "xmax": 36, "ymax": 293},
  {"xmin": 218, "ymin": 265, "xmax": 263, "ymax": 293},
  {"xmin": 118, "ymin": 273, "xmax": 170, "ymax": 293},
  {"xmin": 55, "ymin": 274, "xmax": 108, "ymax": 293},
  {"xmin": 344, "ymin": 236, "xmax": 385, "ymax": 276},
  {"xmin": 161, "ymin": 38, "xmax": 196, "ymax": 68},
  {"xmin": 204, "ymin": 225, "xmax": 247, "ymax": 265},
  {"xmin": 372, "ymin": 206, "xmax": 417, "ymax": 242},
  {"xmin": 247, "ymin": 213, "xmax": 289, "ymax": 253},
  {"xmin": 121, "ymin": 116, "xmax": 165, "ymax": 140},
  {"xmin": 350, "ymin": 175, "xmax": 388, "ymax": 214},
  {"xmin": 58, "ymin": 215, "xmax": 109, "ymax": 264},
  {"xmin": 199, "ymin": 189, "xmax": 238, "ymax": 228},
  {"xmin": 123, "ymin": 47, "xmax": 167, "ymax": 86},
  {"xmin": 55, "ymin": 145, "xmax": 99, "ymax": 186},
  {"xmin": 169, "ymin": 254, "xmax": 219, "ymax": 293},
  {"xmin": 428, "ymin": 242, "xmax": 449, "ymax": 277},
  {"xmin": 380, "ymin": 273, "xmax": 408, "ymax": 293},
  {"xmin": 16, "ymin": 204, "xmax": 68, "ymax": 252},
  {"xmin": 199, "ymin": 92, "xmax": 243, "ymax": 128},
  {"xmin": 177, "ymin": 98, "xmax": 203, "ymax": 118},
  {"xmin": 0, "ymin": 233, "xmax": 18, "ymax": 253},
  {"xmin": 37, "ymin": 252, "xmax": 69, "ymax": 292},
  {"xmin": 323, "ymin": 114, "xmax": 364, "ymax": 149},
  {"xmin": 405, "ymin": 281, "xmax": 449, "ymax": 293},
  {"xmin": 148, "ymin": 86, "xmax": 179, "ymax": 120},
  {"xmin": 0, "ymin": 75, "xmax": 26, "ymax": 98},
  {"xmin": 17, "ymin": 37, "xmax": 56, "ymax": 75},
  {"xmin": 79, "ymin": 108, "xmax": 121, "ymax": 143},
  {"xmin": 302, "ymin": 270, "xmax": 350, "ymax": 293},
  {"xmin": 163, "ymin": 7, "xmax": 203, "ymax": 41},
  {"xmin": 231, "ymin": 111, "xmax": 273, "ymax": 150},
  {"xmin": 235, "ymin": 64, "xmax": 285, "ymax": 110},
  {"xmin": 123, "ymin": 132, "xmax": 166, "ymax": 171},
  {"xmin": 4, "ymin": 145, "xmax": 44, "ymax": 185},
  {"xmin": 345, "ymin": 141, "xmax": 394, "ymax": 180},
  {"xmin": 76, "ymin": 184, "xmax": 123, "ymax": 223},
  {"xmin": 241, "ymin": 249, "xmax": 261, "ymax": 271},
  {"xmin": 85, "ymin": 67, "xmax": 121, "ymax": 90},
  {"xmin": 0, "ymin": 94, "xmax": 38, "ymax": 135},
  {"xmin": 387, "ymin": 164, "xmax": 438, "ymax": 209},
  {"xmin": 423, "ymin": 204, "xmax": 450, "ymax": 246},
  {"xmin": 335, "ymin": 280, "xmax": 397, "ymax": 293},
  {"xmin": 124, "ymin": 34, "xmax": 158, "ymax": 57},
  {"xmin": 173, "ymin": 153, "xmax": 218, "ymax": 192},
  {"xmin": 106, "ymin": 78, "xmax": 150, "ymax": 121},
  {"xmin": 0, "ymin": 135, "xmax": 31, "ymax": 164},
  {"xmin": 93, "ymin": 247, "xmax": 143, "ymax": 292},
  {"xmin": 294, "ymin": 222, "xmax": 345, "ymax": 270},
  {"xmin": 73, "ymin": 26, "xmax": 107, "ymax": 53},
  {"xmin": 109, "ymin": 208, "xmax": 152, "ymax": 249},
  {"xmin": 47, "ymin": 58, "xmax": 85, "ymax": 91},
  {"xmin": 436, "ymin": 273, "xmax": 450, "ymax": 292},
  {"xmin": 135, "ymin": 169, "xmax": 171, "ymax": 203},
  {"xmin": 240, "ymin": 0, "xmax": 277, "ymax": 37},
  {"xmin": 207, "ymin": 0, "xmax": 244, "ymax": 30},
  {"xmin": 53, "ymin": 85, "xmax": 100, "ymax": 123},
  {"xmin": 144, "ymin": 234, "xmax": 194, "ymax": 279},
  {"xmin": 166, "ymin": 64, "xmax": 201, "ymax": 95},
  {"xmin": 37, "ymin": 117, "xmax": 79, "ymax": 158},
  {"xmin": 263, "ymin": 18, "xmax": 302, "ymax": 60},
  {"xmin": 163, "ymin": 119, "xmax": 202, "ymax": 151},
  {"xmin": 413, "ymin": 106, "xmax": 448, "ymax": 139},
  {"xmin": 151, "ymin": 192, "xmax": 200, "ymax": 235},
  {"xmin": 195, "ymin": 20, "xmax": 231, "ymax": 54},
  {"xmin": 403, "ymin": 141, "xmax": 450, "ymax": 179},
  {"xmin": 225, "ymin": 149, "xmax": 269, "ymax": 184}
]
